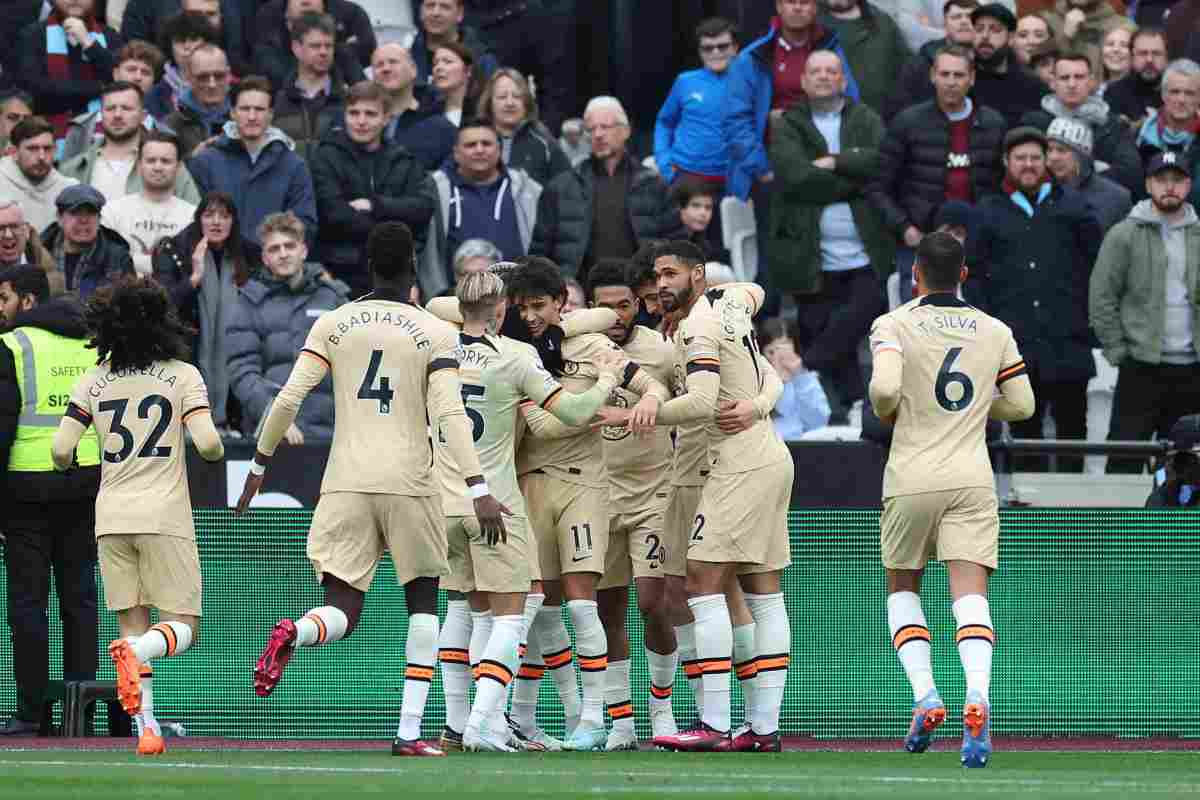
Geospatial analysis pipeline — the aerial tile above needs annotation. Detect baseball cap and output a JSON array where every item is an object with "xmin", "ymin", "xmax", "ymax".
[
  {"xmin": 1169, "ymin": 414, "xmax": 1200, "ymax": 454},
  {"xmin": 1047, "ymin": 117, "xmax": 1094, "ymax": 158},
  {"xmin": 971, "ymin": 3, "xmax": 1017, "ymax": 31},
  {"xmin": 55, "ymin": 184, "xmax": 105, "ymax": 213},
  {"xmin": 1147, "ymin": 150, "xmax": 1192, "ymax": 178}
]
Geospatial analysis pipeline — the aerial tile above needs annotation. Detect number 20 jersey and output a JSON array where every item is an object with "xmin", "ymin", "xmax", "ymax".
[
  {"xmin": 68, "ymin": 359, "xmax": 210, "ymax": 539},
  {"xmin": 869, "ymin": 295, "xmax": 1026, "ymax": 499}
]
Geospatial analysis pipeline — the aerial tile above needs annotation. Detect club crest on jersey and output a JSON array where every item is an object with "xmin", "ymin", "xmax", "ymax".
[
  {"xmin": 602, "ymin": 391, "xmax": 632, "ymax": 441},
  {"xmin": 947, "ymin": 152, "xmax": 971, "ymax": 169},
  {"xmin": 563, "ymin": 359, "xmax": 580, "ymax": 375}
]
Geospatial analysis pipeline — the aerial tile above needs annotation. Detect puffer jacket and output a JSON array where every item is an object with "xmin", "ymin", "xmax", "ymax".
[
  {"xmin": 227, "ymin": 262, "xmax": 348, "ymax": 438},
  {"xmin": 866, "ymin": 99, "xmax": 1007, "ymax": 236},
  {"xmin": 500, "ymin": 119, "xmax": 572, "ymax": 187},
  {"xmin": 39, "ymin": 223, "xmax": 135, "ymax": 299},
  {"xmin": 529, "ymin": 154, "xmax": 685, "ymax": 278},
  {"xmin": 1090, "ymin": 200, "xmax": 1200, "ymax": 367},
  {"xmin": 310, "ymin": 130, "xmax": 434, "ymax": 292}
]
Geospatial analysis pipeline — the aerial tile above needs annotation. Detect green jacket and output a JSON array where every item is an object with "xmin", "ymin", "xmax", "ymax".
[
  {"xmin": 1089, "ymin": 200, "xmax": 1200, "ymax": 367},
  {"xmin": 59, "ymin": 142, "xmax": 202, "ymax": 206},
  {"xmin": 767, "ymin": 99, "xmax": 894, "ymax": 295}
]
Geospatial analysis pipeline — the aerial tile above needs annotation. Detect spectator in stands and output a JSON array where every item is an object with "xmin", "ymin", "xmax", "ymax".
[
  {"xmin": 411, "ymin": 0, "xmax": 497, "ymax": 86},
  {"xmin": 145, "ymin": 12, "xmax": 220, "ymax": 122},
  {"xmin": 477, "ymin": 68, "xmax": 571, "ymax": 188},
  {"xmin": 671, "ymin": 179, "xmax": 729, "ymax": 263},
  {"xmin": 431, "ymin": 42, "xmax": 480, "ymax": 127},
  {"xmin": 531, "ymin": 96, "xmax": 681, "ymax": 281},
  {"xmin": 768, "ymin": 50, "xmax": 889, "ymax": 424},
  {"xmin": 122, "ymin": 0, "xmax": 247, "ymax": 76},
  {"xmin": 371, "ymin": 42, "xmax": 457, "ymax": 172},
  {"xmin": 0, "ymin": 202, "xmax": 55, "ymax": 290},
  {"xmin": 758, "ymin": 316, "xmax": 831, "ymax": 439},
  {"xmin": 451, "ymin": 237, "xmax": 501, "ymax": 279},
  {"xmin": 102, "ymin": 131, "xmax": 197, "ymax": 274},
  {"xmin": 868, "ymin": 45, "xmax": 1006, "ymax": 303},
  {"xmin": 1091, "ymin": 151, "xmax": 1200, "ymax": 473},
  {"xmin": 0, "ymin": 91, "xmax": 34, "ymax": 154},
  {"xmin": 559, "ymin": 118, "xmax": 588, "ymax": 165},
  {"xmin": 887, "ymin": 0, "xmax": 979, "ymax": 120},
  {"xmin": 152, "ymin": 190, "xmax": 252, "ymax": 431},
  {"xmin": 272, "ymin": 13, "xmax": 350, "ymax": 161},
  {"xmin": 310, "ymin": 80, "xmax": 434, "ymax": 297},
  {"xmin": 0, "ymin": 1, "xmax": 42, "ymax": 86},
  {"xmin": 61, "ymin": 41, "xmax": 163, "ymax": 162},
  {"xmin": 423, "ymin": 120, "xmax": 539, "ymax": 297},
  {"xmin": 228, "ymin": 210, "xmax": 348, "ymax": 440},
  {"xmin": 969, "ymin": 126, "xmax": 1102, "ymax": 472},
  {"xmin": 654, "ymin": 17, "xmax": 739, "ymax": 189},
  {"xmin": 1145, "ymin": 415, "xmax": 1200, "ymax": 505},
  {"xmin": 60, "ymin": 82, "xmax": 202, "ymax": 206},
  {"xmin": 1014, "ymin": 12, "xmax": 1052, "ymax": 65},
  {"xmin": 874, "ymin": 0, "xmax": 956, "ymax": 51},
  {"xmin": 41, "ymin": 184, "xmax": 135, "ymax": 297},
  {"xmin": 1105, "ymin": 27, "xmax": 1167, "ymax": 129},
  {"xmin": 254, "ymin": 0, "xmax": 374, "ymax": 90},
  {"xmin": 562, "ymin": 277, "xmax": 585, "ymax": 313},
  {"xmin": 1099, "ymin": 21, "xmax": 1135, "ymax": 91},
  {"xmin": 188, "ymin": 76, "xmax": 318, "ymax": 254},
  {"xmin": 1046, "ymin": 116, "xmax": 1132, "ymax": 230},
  {"xmin": 0, "ymin": 118, "xmax": 79, "ymax": 233},
  {"xmin": 821, "ymin": 0, "xmax": 912, "ymax": 117},
  {"xmin": 724, "ymin": 0, "xmax": 859, "ymax": 289},
  {"xmin": 16, "ymin": 0, "xmax": 125, "ymax": 154},
  {"xmin": 1021, "ymin": 50, "xmax": 1144, "ymax": 194},
  {"xmin": 969, "ymin": 3, "xmax": 1048, "ymax": 127},
  {"xmin": 1134, "ymin": 60, "xmax": 1200, "ymax": 196},
  {"xmin": 1044, "ymin": 0, "xmax": 1121, "ymax": 54},
  {"xmin": 1030, "ymin": 41, "xmax": 1061, "ymax": 90},
  {"xmin": 162, "ymin": 43, "xmax": 231, "ymax": 158}
]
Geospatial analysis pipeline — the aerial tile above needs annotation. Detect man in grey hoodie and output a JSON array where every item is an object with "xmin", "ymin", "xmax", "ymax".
[{"xmin": 1090, "ymin": 151, "xmax": 1200, "ymax": 472}]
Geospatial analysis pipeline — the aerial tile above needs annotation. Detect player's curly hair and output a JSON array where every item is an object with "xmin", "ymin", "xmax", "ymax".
[{"xmin": 85, "ymin": 277, "xmax": 195, "ymax": 371}]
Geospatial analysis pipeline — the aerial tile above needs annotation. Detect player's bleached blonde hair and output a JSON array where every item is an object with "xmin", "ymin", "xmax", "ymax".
[{"xmin": 456, "ymin": 270, "xmax": 506, "ymax": 309}]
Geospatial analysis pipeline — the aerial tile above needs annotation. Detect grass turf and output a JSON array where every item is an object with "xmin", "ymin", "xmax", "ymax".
[{"xmin": 0, "ymin": 750, "xmax": 1198, "ymax": 799}]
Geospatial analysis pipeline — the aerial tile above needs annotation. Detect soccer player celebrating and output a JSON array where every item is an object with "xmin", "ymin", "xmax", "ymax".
[
  {"xmin": 509, "ymin": 256, "xmax": 670, "ymax": 751},
  {"xmin": 433, "ymin": 270, "xmax": 626, "ymax": 751},
  {"xmin": 236, "ymin": 222, "xmax": 509, "ymax": 758},
  {"xmin": 603, "ymin": 241, "xmax": 792, "ymax": 753},
  {"xmin": 52, "ymin": 278, "xmax": 225, "ymax": 756},
  {"xmin": 868, "ymin": 232, "xmax": 1034, "ymax": 767}
]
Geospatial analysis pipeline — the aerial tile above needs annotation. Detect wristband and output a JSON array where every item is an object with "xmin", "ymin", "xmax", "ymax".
[
  {"xmin": 249, "ymin": 459, "xmax": 266, "ymax": 476},
  {"xmin": 469, "ymin": 481, "xmax": 491, "ymax": 499}
]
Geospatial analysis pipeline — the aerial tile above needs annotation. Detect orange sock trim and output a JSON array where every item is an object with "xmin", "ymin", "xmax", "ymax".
[
  {"xmin": 517, "ymin": 665, "xmax": 545, "ymax": 680},
  {"xmin": 607, "ymin": 702, "xmax": 634, "ymax": 720},
  {"xmin": 139, "ymin": 664, "xmax": 154, "ymax": 679},
  {"xmin": 697, "ymin": 658, "xmax": 732, "ymax": 675},
  {"xmin": 150, "ymin": 623, "xmax": 177, "ymax": 656},
  {"xmin": 475, "ymin": 660, "xmax": 514, "ymax": 686},
  {"xmin": 734, "ymin": 659, "xmax": 758, "ymax": 681},
  {"xmin": 439, "ymin": 647, "xmax": 469, "ymax": 665},
  {"xmin": 650, "ymin": 684, "xmax": 672, "ymax": 699},
  {"xmin": 405, "ymin": 664, "xmax": 435, "ymax": 682},
  {"xmin": 578, "ymin": 654, "xmax": 608, "ymax": 672},
  {"xmin": 304, "ymin": 613, "xmax": 328, "ymax": 644},
  {"xmin": 755, "ymin": 653, "xmax": 789, "ymax": 673},
  {"xmin": 544, "ymin": 648, "xmax": 572, "ymax": 669},
  {"xmin": 955, "ymin": 625, "xmax": 995, "ymax": 645},
  {"xmin": 893, "ymin": 624, "xmax": 931, "ymax": 651},
  {"xmin": 682, "ymin": 660, "xmax": 703, "ymax": 679}
]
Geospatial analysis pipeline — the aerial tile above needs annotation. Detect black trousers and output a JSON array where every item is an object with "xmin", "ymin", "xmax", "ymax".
[
  {"xmin": 793, "ymin": 266, "xmax": 883, "ymax": 424},
  {"xmin": 1009, "ymin": 365, "xmax": 1089, "ymax": 472},
  {"xmin": 1106, "ymin": 359, "xmax": 1200, "ymax": 474},
  {"xmin": 4, "ymin": 499, "xmax": 98, "ymax": 721}
]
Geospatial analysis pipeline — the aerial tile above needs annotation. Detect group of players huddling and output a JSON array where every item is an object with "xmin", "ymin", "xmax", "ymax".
[{"xmin": 49, "ymin": 221, "xmax": 1030, "ymax": 769}]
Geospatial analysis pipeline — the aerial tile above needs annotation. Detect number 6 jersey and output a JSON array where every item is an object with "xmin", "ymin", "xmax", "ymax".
[
  {"xmin": 66, "ymin": 359, "xmax": 212, "ymax": 539},
  {"xmin": 869, "ymin": 294, "xmax": 1027, "ymax": 499}
]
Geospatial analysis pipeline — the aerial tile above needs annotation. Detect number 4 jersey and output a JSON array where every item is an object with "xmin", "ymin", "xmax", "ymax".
[
  {"xmin": 67, "ymin": 359, "xmax": 211, "ymax": 539},
  {"xmin": 869, "ymin": 295, "xmax": 1027, "ymax": 499}
]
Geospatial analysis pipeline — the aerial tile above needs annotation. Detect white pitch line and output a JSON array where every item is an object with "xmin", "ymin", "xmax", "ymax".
[{"xmin": 2, "ymin": 759, "xmax": 1200, "ymax": 793}]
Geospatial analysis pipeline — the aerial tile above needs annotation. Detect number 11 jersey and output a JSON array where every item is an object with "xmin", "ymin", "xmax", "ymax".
[
  {"xmin": 869, "ymin": 295, "xmax": 1026, "ymax": 499},
  {"xmin": 68, "ymin": 359, "xmax": 211, "ymax": 539}
]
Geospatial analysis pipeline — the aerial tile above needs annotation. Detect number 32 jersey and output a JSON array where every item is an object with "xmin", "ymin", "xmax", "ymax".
[
  {"xmin": 870, "ymin": 295, "xmax": 1026, "ymax": 499},
  {"xmin": 68, "ymin": 359, "xmax": 210, "ymax": 539}
]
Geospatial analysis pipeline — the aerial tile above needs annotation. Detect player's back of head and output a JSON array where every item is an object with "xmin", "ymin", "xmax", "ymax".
[
  {"xmin": 915, "ymin": 231, "xmax": 965, "ymax": 292},
  {"xmin": 85, "ymin": 277, "xmax": 194, "ymax": 372},
  {"xmin": 367, "ymin": 222, "xmax": 416, "ymax": 283},
  {"xmin": 456, "ymin": 270, "xmax": 506, "ymax": 320}
]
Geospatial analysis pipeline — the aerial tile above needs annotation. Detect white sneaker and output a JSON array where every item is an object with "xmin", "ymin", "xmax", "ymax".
[
  {"xmin": 464, "ymin": 724, "xmax": 517, "ymax": 753},
  {"xmin": 520, "ymin": 726, "xmax": 563, "ymax": 751},
  {"xmin": 605, "ymin": 728, "xmax": 639, "ymax": 751},
  {"xmin": 649, "ymin": 700, "xmax": 678, "ymax": 738},
  {"xmin": 563, "ymin": 724, "xmax": 607, "ymax": 751}
]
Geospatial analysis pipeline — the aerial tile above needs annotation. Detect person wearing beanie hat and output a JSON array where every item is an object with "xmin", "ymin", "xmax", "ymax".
[
  {"xmin": 1046, "ymin": 115, "xmax": 1131, "ymax": 230},
  {"xmin": 970, "ymin": 115, "xmax": 1103, "ymax": 472}
]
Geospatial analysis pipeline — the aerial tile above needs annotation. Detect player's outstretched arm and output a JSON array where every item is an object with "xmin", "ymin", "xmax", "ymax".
[
  {"xmin": 520, "ymin": 346, "xmax": 625, "ymax": 437},
  {"xmin": 51, "ymin": 411, "xmax": 88, "ymax": 472},
  {"xmin": 561, "ymin": 308, "xmax": 618, "ymax": 337},
  {"xmin": 185, "ymin": 409, "xmax": 225, "ymax": 462},
  {"xmin": 425, "ymin": 296, "xmax": 464, "ymax": 325},
  {"xmin": 622, "ymin": 359, "xmax": 671, "ymax": 433}
]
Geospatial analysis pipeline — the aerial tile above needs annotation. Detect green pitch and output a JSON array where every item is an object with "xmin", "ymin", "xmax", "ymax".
[{"xmin": 1, "ymin": 750, "xmax": 1198, "ymax": 800}]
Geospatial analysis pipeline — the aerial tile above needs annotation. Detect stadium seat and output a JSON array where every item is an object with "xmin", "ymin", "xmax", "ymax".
[
  {"xmin": 62, "ymin": 680, "xmax": 118, "ymax": 737},
  {"xmin": 720, "ymin": 196, "xmax": 757, "ymax": 282}
]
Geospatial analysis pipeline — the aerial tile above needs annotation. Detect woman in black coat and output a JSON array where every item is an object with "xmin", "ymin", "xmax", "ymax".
[{"xmin": 476, "ymin": 67, "xmax": 572, "ymax": 187}]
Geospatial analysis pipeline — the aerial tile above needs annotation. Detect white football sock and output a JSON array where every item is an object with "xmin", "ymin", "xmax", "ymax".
[
  {"xmin": 887, "ymin": 591, "xmax": 936, "ymax": 701},
  {"xmin": 675, "ymin": 622, "xmax": 703, "ymax": 711},
  {"xmin": 468, "ymin": 610, "xmax": 493, "ymax": 679},
  {"xmin": 536, "ymin": 605, "xmax": 581, "ymax": 732},
  {"xmin": 745, "ymin": 593, "xmax": 790, "ymax": 736},
  {"xmin": 567, "ymin": 599, "xmax": 608, "ymax": 729},
  {"xmin": 512, "ymin": 623, "xmax": 545, "ymax": 733},
  {"xmin": 496, "ymin": 592, "xmax": 544, "ymax": 724},
  {"xmin": 731, "ymin": 622, "xmax": 758, "ymax": 727},
  {"xmin": 294, "ymin": 606, "xmax": 348, "ymax": 647},
  {"xmin": 952, "ymin": 594, "xmax": 994, "ymax": 705},
  {"xmin": 438, "ymin": 600, "xmax": 472, "ymax": 734},
  {"xmin": 604, "ymin": 658, "xmax": 634, "ymax": 735},
  {"xmin": 646, "ymin": 646, "xmax": 678, "ymax": 704},
  {"xmin": 396, "ymin": 613, "xmax": 438, "ymax": 740},
  {"xmin": 139, "ymin": 667, "xmax": 159, "ymax": 736},
  {"xmin": 688, "ymin": 594, "xmax": 732, "ymax": 733},
  {"xmin": 467, "ymin": 614, "xmax": 523, "ymax": 736},
  {"xmin": 133, "ymin": 621, "xmax": 193, "ymax": 662}
]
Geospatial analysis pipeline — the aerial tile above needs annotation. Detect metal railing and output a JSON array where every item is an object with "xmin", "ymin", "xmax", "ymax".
[{"xmin": 990, "ymin": 434, "xmax": 1171, "ymax": 506}]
